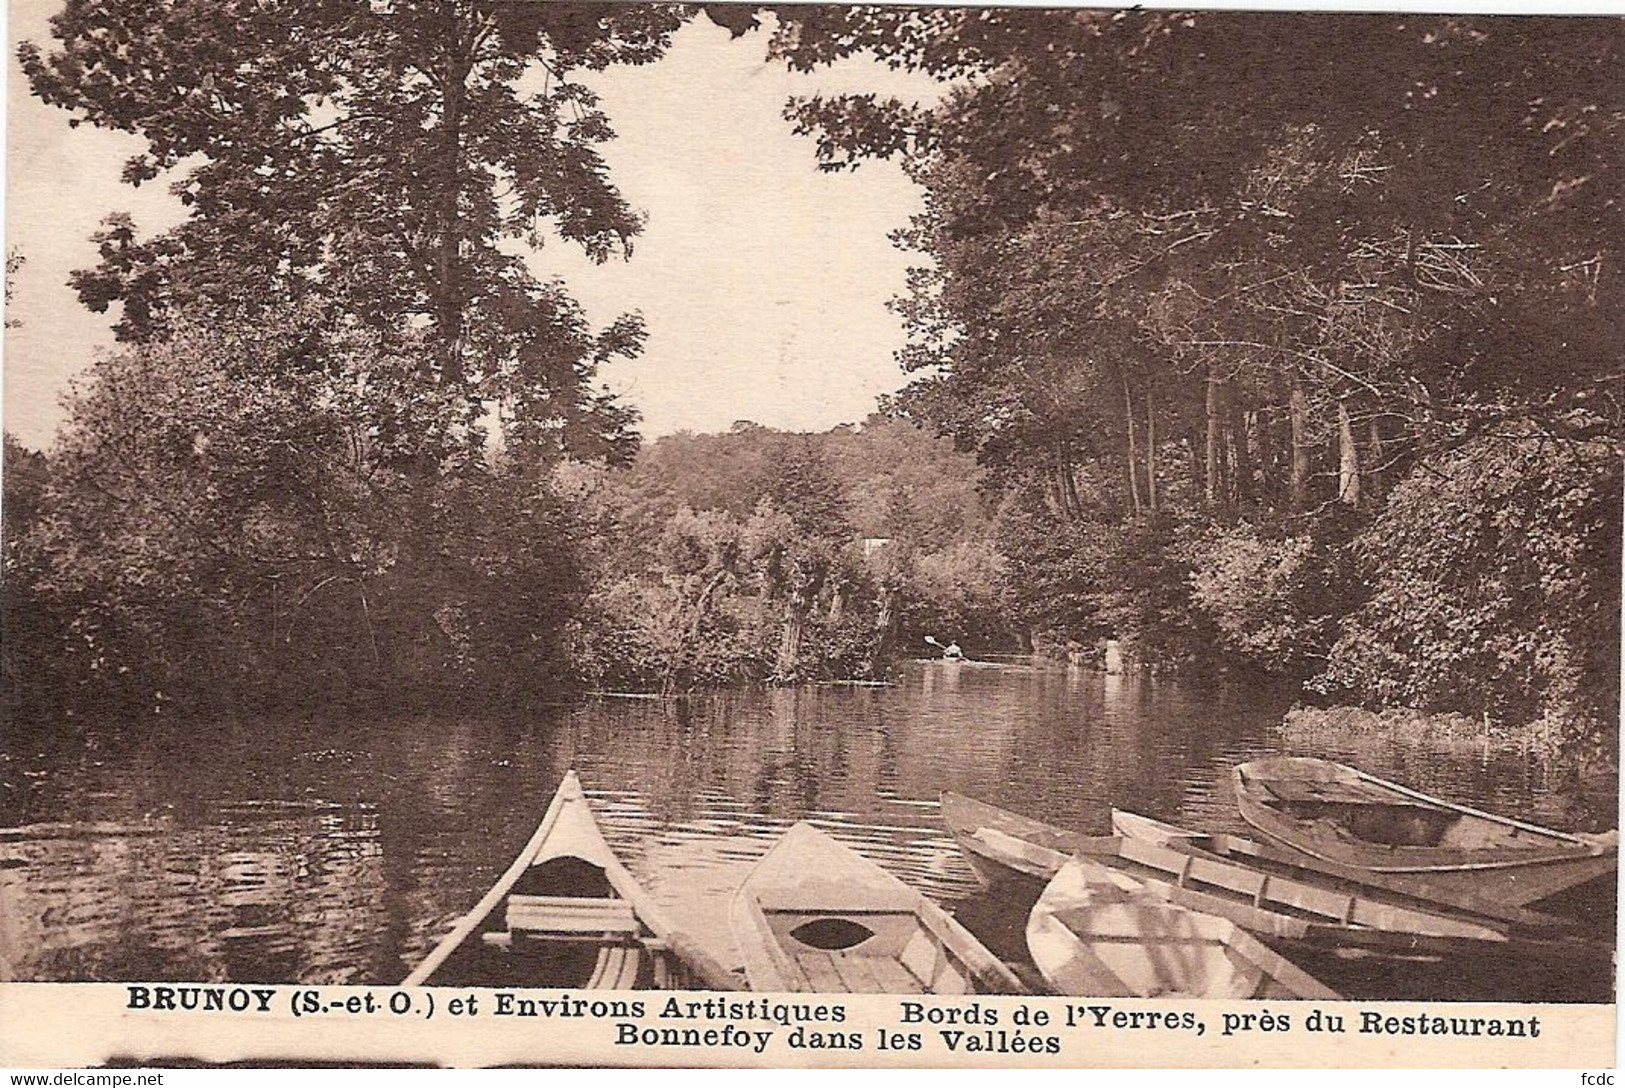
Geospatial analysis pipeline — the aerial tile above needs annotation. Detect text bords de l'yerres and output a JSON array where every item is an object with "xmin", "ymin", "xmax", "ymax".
[{"xmin": 124, "ymin": 987, "xmax": 1544, "ymax": 1057}]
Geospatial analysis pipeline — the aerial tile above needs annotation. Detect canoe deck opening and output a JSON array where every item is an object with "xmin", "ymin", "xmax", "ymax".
[
  {"xmin": 514, "ymin": 855, "xmax": 616, "ymax": 898},
  {"xmin": 463, "ymin": 857, "xmax": 656, "ymax": 987},
  {"xmin": 789, "ymin": 917, "xmax": 877, "ymax": 951}
]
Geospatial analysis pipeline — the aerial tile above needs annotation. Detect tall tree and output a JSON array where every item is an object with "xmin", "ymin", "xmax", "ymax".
[
  {"xmin": 21, "ymin": 0, "xmax": 686, "ymax": 462},
  {"xmin": 773, "ymin": 11, "xmax": 1622, "ymax": 484}
]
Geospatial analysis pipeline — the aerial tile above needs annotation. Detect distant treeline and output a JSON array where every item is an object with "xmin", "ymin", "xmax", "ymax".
[
  {"xmin": 565, "ymin": 419, "xmax": 1007, "ymax": 690},
  {"xmin": 1, "ymin": 417, "xmax": 1005, "ymax": 717}
]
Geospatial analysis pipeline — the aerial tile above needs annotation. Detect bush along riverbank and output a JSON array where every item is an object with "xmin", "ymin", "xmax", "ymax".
[{"xmin": 6, "ymin": 415, "xmax": 1621, "ymax": 778}]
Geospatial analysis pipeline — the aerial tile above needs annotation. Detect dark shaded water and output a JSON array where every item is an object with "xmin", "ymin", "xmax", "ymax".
[{"xmin": 1, "ymin": 662, "xmax": 1613, "ymax": 998}]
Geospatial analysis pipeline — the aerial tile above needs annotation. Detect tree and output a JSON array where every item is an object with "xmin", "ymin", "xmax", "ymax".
[
  {"xmin": 772, "ymin": 17, "xmax": 1620, "ymax": 511},
  {"xmin": 747, "ymin": 438, "xmax": 854, "ymax": 679},
  {"xmin": 22, "ymin": 302, "xmax": 586, "ymax": 711},
  {"xmin": 2, "ymin": 433, "xmax": 71, "ymax": 721},
  {"xmin": 20, "ymin": 0, "xmax": 683, "ymax": 462}
]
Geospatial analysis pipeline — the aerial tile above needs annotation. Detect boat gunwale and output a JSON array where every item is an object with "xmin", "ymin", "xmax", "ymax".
[
  {"xmin": 1027, "ymin": 854, "xmax": 1343, "ymax": 1001},
  {"xmin": 1109, "ymin": 808, "xmax": 1579, "ymax": 933},
  {"xmin": 940, "ymin": 791, "xmax": 1605, "ymax": 956},
  {"xmin": 1235, "ymin": 759, "xmax": 1605, "ymax": 863}
]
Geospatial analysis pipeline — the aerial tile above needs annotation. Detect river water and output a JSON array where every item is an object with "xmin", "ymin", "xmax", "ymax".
[{"xmin": 1, "ymin": 661, "xmax": 1613, "ymax": 999}]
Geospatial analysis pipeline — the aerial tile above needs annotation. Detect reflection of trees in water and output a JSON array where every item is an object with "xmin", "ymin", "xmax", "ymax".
[
  {"xmin": 3, "ymin": 835, "xmax": 144, "ymax": 981},
  {"xmin": 573, "ymin": 686, "xmax": 946, "ymax": 828},
  {"xmin": 9, "ymin": 664, "xmax": 1577, "ymax": 985},
  {"xmin": 561, "ymin": 663, "xmax": 1275, "ymax": 850},
  {"xmin": 7, "ymin": 810, "xmax": 390, "ymax": 982}
]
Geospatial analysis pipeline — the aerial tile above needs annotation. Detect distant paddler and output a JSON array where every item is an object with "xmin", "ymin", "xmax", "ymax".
[{"xmin": 924, "ymin": 635, "xmax": 964, "ymax": 660}]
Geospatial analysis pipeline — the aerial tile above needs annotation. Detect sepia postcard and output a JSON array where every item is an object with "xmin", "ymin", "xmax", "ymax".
[{"xmin": 1, "ymin": 0, "xmax": 1619, "ymax": 1072}]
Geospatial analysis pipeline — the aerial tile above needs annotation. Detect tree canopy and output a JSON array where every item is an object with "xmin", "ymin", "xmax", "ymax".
[
  {"xmin": 20, "ymin": 0, "xmax": 691, "ymax": 462},
  {"xmin": 755, "ymin": 9, "xmax": 1623, "ymax": 747}
]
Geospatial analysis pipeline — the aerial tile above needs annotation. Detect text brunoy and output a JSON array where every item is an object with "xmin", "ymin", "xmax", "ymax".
[{"xmin": 126, "ymin": 986, "xmax": 276, "ymax": 1013}]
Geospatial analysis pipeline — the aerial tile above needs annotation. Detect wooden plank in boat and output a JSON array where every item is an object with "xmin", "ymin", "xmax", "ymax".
[
  {"xmin": 794, "ymin": 951, "xmax": 849, "ymax": 992},
  {"xmin": 589, "ymin": 947, "xmax": 642, "ymax": 989},
  {"xmin": 829, "ymin": 954, "xmax": 883, "ymax": 992},
  {"xmin": 1097, "ymin": 814, "xmax": 1540, "ymax": 943},
  {"xmin": 1118, "ymin": 809, "xmax": 1577, "ymax": 932},
  {"xmin": 508, "ymin": 895, "xmax": 637, "ymax": 935},
  {"xmin": 1116, "ymin": 838, "xmax": 1335, "ymax": 920},
  {"xmin": 1262, "ymin": 778, "xmax": 1436, "ymax": 808},
  {"xmin": 898, "ymin": 930, "xmax": 940, "ymax": 985},
  {"xmin": 1171, "ymin": 847, "xmax": 1357, "ymax": 918},
  {"xmin": 867, "ymin": 956, "xmax": 926, "ymax": 994},
  {"xmin": 1261, "ymin": 876, "xmax": 1361, "ymax": 925}
]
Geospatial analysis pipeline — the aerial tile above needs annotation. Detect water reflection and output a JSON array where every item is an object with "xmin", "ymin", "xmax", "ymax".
[{"xmin": 0, "ymin": 661, "xmax": 1610, "ymax": 999}]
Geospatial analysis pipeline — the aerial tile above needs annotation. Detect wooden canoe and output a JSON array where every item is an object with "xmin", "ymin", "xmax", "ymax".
[
  {"xmin": 1233, "ymin": 757, "xmax": 1618, "ymax": 907},
  {"xmin": 404, "ymin": 770, "xmax": 737, "ymax": 990},
  {"xmin": 729, "ymin": 822, "xmax": 1026, "ymax": 994},
  {"xmin": 942, "ymin": 791, "xmax": 1587, "ymax": 958},
  {"xmin": 1027, "ymin": 856, "xmax": 1341, "ymax": 999}
]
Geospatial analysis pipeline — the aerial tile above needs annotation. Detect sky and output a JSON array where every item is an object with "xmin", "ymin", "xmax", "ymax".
[{"xmin": 2, "ymin": 4, "xmax": 944, "ymax": 450}]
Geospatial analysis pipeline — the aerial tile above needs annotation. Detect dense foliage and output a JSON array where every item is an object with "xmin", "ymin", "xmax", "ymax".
[
  {"xmin": 5, "ymin": 7, "xmax": 1620, "ymax": 767},
  {"xmin": 567, "ymin": 419, "xmax": 1005, "ymax": 691},
  {"xmin": 6, "ymin": 0, "xmax": 687, "ymax": 720},
  {"xmin": 1317, "ymin": 434, "xmax": 1622, "ymax": 755},
  {"xmin": 757, "ymin": 9, "xmax": 1623, "ymax": 755},
  {"xmin": 6, "ymin": 304, "xmax": 593, "ymax": 717}
]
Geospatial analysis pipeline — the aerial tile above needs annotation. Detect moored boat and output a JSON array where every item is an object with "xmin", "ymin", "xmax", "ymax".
[
  {"xmin": 1233, "ymin": 757, "xmax": 1619, "ymax": 908},
  {"xmin": 1026, "ymin": 856, "xmax": 1341, "ymax": 999},
  {"xmin": 942, "ymin": 791, "xmax": 1584, "ymax": 957},
  {"xmin": 729, "ymin": 822, "xmax": 1026, "ymax": 994},
  {"xmin": 938, "ymin": 790, "xmax": 1088, "ymax": 890},
  {"xmin": 1110, "ymin": 808, "xmax": 1577, "ymax": 934},
  {"xmin": 404, "ymin": 770, "xmax": 736, "ymax": 989}
]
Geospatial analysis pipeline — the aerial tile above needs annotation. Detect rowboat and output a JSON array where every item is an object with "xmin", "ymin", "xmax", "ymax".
[
  {"xmin": 941, "ymin": 791, "xmax": 1584, "ymax": 958},
  {"xmin": 1110, "ymin": 809, "xmax": 1576, "ymax": 934},
  {"xmin": 404, "ymin": 770, "xmax": 736, "ymax": 989},
  {"xmin": 729, "ymin": 822, "xmax": 1026, "ymax": 994},
  {"xmin": 938, "ymin": 790, "xmax": 1087, "ymax": 889},
  {"xmin": 1233, "ymin": 757, "xmax": 1619, "ymax": 907},
  {"xmin": 1027, "ymin": 856, "xmax": 1341, "ymax": 999}
]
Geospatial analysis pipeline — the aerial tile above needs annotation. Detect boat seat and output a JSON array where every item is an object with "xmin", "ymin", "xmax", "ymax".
[
  {"xmin": 504, "ymin": 895, "xmax": 640, "ymax": 941},
  {"xmin": 473, "ymin": 937, "xmax": 648, "ymax": 989}
]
